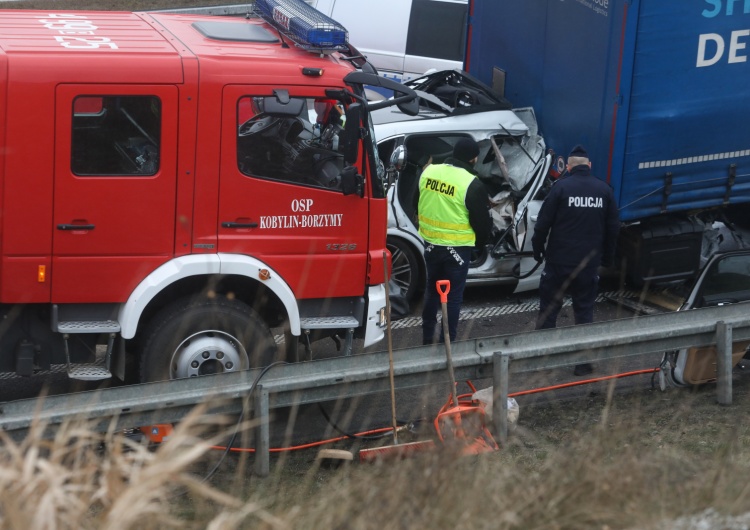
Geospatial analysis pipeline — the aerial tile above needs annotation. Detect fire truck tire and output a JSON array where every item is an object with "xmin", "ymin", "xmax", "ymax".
[
  {"xmin": 386, "ymin": 236, "xmax": 422, "ymax": 303},
  {"xmin": 139, "ymin": 296, "xmax": 278, "ymax": 383}
]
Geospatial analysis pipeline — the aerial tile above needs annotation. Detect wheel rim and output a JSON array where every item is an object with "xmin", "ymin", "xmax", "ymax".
[
  {"xmin": 388, "ymin": 243, "xmax": 413, "ymax": 294},
  {"xmin": 170, "ymin": 330, "xmax": 249, "ymax": 379}
]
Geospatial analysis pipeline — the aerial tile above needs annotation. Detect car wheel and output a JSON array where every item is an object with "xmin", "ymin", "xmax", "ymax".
[
  {"xmin": 139, "ymin": 296, "xmax": 278, "ymax": 383},
  {"xmin": 387, "ymin": 236, "xmax": 422, "ymax": 302},
  {"xmin": 470, "ymin": 245, "xmax": 489, "ymax": 268}
]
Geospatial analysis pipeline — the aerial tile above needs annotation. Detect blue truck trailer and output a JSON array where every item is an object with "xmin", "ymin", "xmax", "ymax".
[{"xmin": 468, "ymin": 0, "xmax": 750, "ymax": 284}]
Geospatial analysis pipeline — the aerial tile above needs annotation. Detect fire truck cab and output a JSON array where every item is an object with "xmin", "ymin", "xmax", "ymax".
[{"xmin": 0, "ymin": 2, "xmax": 416, "ymax": 384}]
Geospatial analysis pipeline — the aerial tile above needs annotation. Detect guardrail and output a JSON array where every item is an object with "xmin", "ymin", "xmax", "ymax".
[{"xmin": 0, "ymin": 301, "xmax": 748, "ymax": 476}]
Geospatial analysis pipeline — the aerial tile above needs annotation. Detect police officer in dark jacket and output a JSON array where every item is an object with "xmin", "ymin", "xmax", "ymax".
[{"xmin": 532, "ymin": 145, "xmax": 620, "ymax": 375}]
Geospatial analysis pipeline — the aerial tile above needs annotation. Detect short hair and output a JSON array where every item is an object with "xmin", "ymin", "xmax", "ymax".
[
  {"xmin": 453, "ymin": 137, "xmax": 480, "ymax": 164},
  {"xmin": 567, "ymin": 156, "xmax": 589, "ymax": 167}
]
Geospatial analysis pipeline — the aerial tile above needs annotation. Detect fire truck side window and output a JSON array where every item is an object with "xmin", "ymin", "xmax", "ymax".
[
  {"xmin": 71, "ymin": 95, "xmax": 161, "ymax": 176},
  {"xmin": 236, "ymin": 96, "xmax": 346, "ymax": 190}
]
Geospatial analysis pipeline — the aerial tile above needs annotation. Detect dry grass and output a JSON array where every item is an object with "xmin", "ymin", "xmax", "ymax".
[
  {"xmin": 127, "ymin": 375, "xmax": 750, "ymax": 529},
  {"xmin": 1, "ymin": 376, "xmax": 749, "ymax": 529},
  {"xmin": 0, "ymin": 0, "xmax": 748, "ymax": 527},
  {"xmin": 0, "ymin": 405, "xmax": 279, "ymax": 530},
  {"xmin": 244, "ymin": 379, "xmax": 750, "ymax": 530}
]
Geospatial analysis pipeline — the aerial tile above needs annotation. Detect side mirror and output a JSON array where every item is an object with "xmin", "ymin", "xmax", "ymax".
[
  {"xmin": 341, "ymin": 103, "xmax": 363, "ymax": 164},
  {"xmin": 385, "ymin": 145, "xmax": 407, "ymax": 190},
  {"xmin": 396, "ymin": 98, "xmax": 420, "ymax": 117},
  {"xmin": 389, "ymin": 145, "xmax": 406, "ymax": 172},
  {"xmin": 340, "ymin": 165, "xmax": 364, "ymax": 197},
  {"xmin": 344, "ymin": 71, "xmax": 419, "ymax": 116}
]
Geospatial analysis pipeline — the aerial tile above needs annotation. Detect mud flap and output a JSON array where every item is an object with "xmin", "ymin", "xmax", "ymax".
[{"xmin": 387, "ymin": 279, "xmax": 410, "ymax": 320}]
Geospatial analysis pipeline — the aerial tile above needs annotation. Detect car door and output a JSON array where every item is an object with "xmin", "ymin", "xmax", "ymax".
[
  {"xmin": 52, "ymin": 85, "xmax": 178, "ymax": 302},
  {"xmin": 218, "ymin": 85, "xmax": 370, "ymax": 300},
  {"xmin": 387, "ymin": 132, "xmax": 480, "ymax": 235},
  {"xmin": 673, "ymin": 250, "xmax": 750, "ymax": 384},
  {"xmin": 510, "ymin": 151, "xmax": 553, "ymax": 292},
  {"xmin": 688, "ymin": 251, "xmax": 750, "ymax": 309}
]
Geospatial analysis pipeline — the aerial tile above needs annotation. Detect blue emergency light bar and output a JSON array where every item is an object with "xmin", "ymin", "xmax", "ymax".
[{"xmin": 255, "ymin": 0, "xmax": 349, "ymax": 52}]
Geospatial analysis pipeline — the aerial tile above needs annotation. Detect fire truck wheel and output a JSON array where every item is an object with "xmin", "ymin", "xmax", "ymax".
[
  {"xmin": 386, "ymin": 236, "xmax": 422, "ymax": 303},
  {"xmin": 139, "ymin": 296, "xmax": 278, "ymax": 383}
]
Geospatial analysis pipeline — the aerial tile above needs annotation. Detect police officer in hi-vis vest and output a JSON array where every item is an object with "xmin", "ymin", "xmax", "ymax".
[
  {"xmin": 417, "ymin": 137, "xmax": 491, "ymax": 345},
  {"xmin": 532, "ymin": 144, "xmax": 620, "ymax": 375}
]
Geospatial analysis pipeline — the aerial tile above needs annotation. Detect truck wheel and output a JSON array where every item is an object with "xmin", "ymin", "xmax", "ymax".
[
  {"xmin": 139, "ymin": 296, "xmax": 277, "ymax": 383},
  {"xmin": 387, "ymin": 236, "xmax": 422, "ymax": 302}
]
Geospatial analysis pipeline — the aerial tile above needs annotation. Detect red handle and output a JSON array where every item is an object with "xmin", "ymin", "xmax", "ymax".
[{"xmin": 436, "ymin": 280, "xmax": 450, "ymax": 304}]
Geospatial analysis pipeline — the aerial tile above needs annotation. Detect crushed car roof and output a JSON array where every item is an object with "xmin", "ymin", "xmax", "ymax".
[
  {"xmin": 372, "ymin": 109, "xmax": 530, "ymax": 141},
  {"xmin": 402, "ymin": 69, "xmax": 513, "ymax": 114},
  {"xmin": 371, "ymin": 69, "xmax": 529, "ymax": 139}
]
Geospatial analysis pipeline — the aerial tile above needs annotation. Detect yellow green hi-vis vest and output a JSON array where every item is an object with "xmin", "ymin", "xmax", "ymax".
[{"xmin": 418, "ymin": 163, "xmax": 476, "ymax": 246}]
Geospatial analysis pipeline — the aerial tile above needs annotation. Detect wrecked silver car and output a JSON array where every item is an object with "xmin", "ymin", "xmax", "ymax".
[{"xmin": 372, "ymin": 70, "xmax": 553, "ymax": 303}]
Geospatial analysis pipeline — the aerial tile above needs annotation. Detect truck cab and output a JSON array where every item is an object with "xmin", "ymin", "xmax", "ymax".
[{"xmin": 0, "ymin": 2, "xmax": 417, "ymax": 384}]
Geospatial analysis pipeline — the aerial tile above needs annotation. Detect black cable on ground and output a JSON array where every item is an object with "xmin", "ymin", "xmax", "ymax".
[
  {"xmin": 316, "ymin": 403, "xmax": 426, "ymax": 440},
  {"xmin": 160, "ymin": 360, "xmax": 289, "ymax": 495},
  {"xmin": 198, "ymin": 360, "xmax": 289, "ymax": 484}
]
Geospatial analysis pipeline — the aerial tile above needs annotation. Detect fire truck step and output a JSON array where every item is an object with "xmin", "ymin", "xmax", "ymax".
[
  {"xmin": 299, "ymin": 316, "xmax": 359, "ymax": 329},
  {"xmin": 67, "ymin": 364, "xmax": 112, "ymax": 381},
  {"xmin": 56, "ymin": 320, "xmax": 121, "ymax": 334},
  {"xmin": 63, "ymin": 331, "xmax": 116, "ymax": 381}
]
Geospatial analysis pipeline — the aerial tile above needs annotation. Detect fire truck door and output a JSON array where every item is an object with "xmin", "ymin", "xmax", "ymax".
[
  {"xmin": 52, "ymin": 85, "xmax": 178, "ymax": 302},
  {"xmin": 219, "ymin": 87, "xmax": 369, "ymax": 299}
]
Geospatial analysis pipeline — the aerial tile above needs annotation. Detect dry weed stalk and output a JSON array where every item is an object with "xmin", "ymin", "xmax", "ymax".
[{"xmin": 0, "ymin": 402, "xmax": 280, "ymax": 530}]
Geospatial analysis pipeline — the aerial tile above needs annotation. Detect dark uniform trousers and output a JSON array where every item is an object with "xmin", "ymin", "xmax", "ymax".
[
  {"xmin": 421, "ymin": 244, "xmax": 472, "ymax": 343},
  {"xmin": 536, "ymin": 262, "xmax": 599, "ymax": 330}
]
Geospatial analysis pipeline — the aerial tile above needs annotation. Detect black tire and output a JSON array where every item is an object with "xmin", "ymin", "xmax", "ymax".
[
  {"xmin": 139, "ymin": 296, "xmax": 278, "ymax": 383},
  {"xmin": 470, "ymin": 245, "xmax": 488, "ymax": 268},
  {"xmin": 387, "ymin": 236, "xmax": 422, "ymax": 302}
]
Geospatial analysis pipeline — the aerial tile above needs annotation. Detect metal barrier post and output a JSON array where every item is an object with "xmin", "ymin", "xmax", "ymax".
[
  {"xmin": 253, "ymin": 384, "xmax": 271, "ymax": 476},
  {"xmin": 716, "ymin": 321, "xmax": 733, "ymax": 406},
  {"xmin": 492, "ymin": 352, "xmax": 509, "ymax": 446}
]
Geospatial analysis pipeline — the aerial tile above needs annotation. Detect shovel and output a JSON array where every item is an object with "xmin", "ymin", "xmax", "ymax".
[
  {"xmin": 434, "ymin": 279, "xmax": 499, "ymax": 453},
  {"xmin": 436, "ymin": 280, "xmax": 459, "ymax": 409}
]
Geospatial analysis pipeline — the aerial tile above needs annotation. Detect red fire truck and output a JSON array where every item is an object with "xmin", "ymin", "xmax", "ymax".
[{"xmin": 0, "ymin": 1, "xmax": 417, "ymax": 383}]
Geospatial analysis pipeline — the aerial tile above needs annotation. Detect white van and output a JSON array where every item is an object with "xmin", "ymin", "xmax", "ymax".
[{"xmin": 309, "ymin": 0, "xmax": 469, "ymax": 82}]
